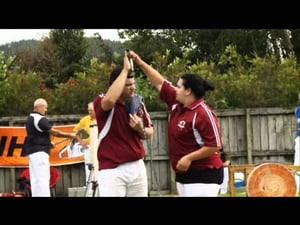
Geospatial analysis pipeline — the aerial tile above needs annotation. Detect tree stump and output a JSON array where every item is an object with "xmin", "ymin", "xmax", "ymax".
[{"xmin": 246, "ymin": 162, "xmax": 297, "ymax": 197}]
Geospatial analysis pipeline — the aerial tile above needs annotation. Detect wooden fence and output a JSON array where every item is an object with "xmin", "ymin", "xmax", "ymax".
[{"xmin": 0, "ymin": 107, "xmax": 298, "ymax": 196}]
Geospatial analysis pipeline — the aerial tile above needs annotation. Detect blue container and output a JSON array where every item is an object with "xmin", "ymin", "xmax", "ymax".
[{"xmin": 234, "ymin": 180, "xmax": 246, "ymax": 187}]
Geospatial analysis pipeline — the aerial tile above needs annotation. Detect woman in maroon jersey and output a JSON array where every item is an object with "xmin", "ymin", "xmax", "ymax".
[{"xmin": 128, "ymin": 50, "xmax": 224, "ymax": 197}]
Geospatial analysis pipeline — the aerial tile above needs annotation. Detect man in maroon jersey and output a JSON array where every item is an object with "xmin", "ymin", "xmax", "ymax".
[
  {"xmin": 93, "ymin": 52, "xmax": 154, "ymax": 197},
  {"xmin": 128, "ymin": 50, "xmax": 224, "ymax": 197}
]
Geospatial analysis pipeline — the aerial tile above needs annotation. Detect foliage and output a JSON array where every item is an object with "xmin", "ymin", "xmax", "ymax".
[
  {"xmin": 53, "ymin": 78, "xmax": 94, "ymax": 114},
  {"xmin": 290, "ymin": 30, "xmax": 300, "ymax": 63},
  {"xmin": 120, "ymin": 29, "xmax": 285, "ymax": 65},
  {"xmin": 85, "ymin": 38, "xmax": 124, "ymax": 65},
  {"xmin": 0, "ymin": 51, "xmax": 16, "ymax": 114},
  {"xmin": 200, "ymin": 46, "xmax": 300, "ymax": 109},
  {"xmin": 49, "ymin": 29, "xmax": 89, "ymax": 84},
  {"xmin": 52, "ymin": 59, "xmax": 114, "ymax": 114},
  {"xmin": 1, "ymin": 30, "xmax": 300, "ymax": 117},
  {"xmin": 0, "ymin": 40, "xmax": 39, "ymax": 58},
  {"xmin": 133, "ymin": 49, "xmax": 191, "ymax": 112},
  {"xmin": 1, "ymin": 35, "xmax": 124, "ymax": 89},
  {"xmin": 1, "ymin": 72, "xmax": 53, "ymax": 116},
  {"xmin": 31, "ymin": 38, "xmax": 64, "ymax": 88}
]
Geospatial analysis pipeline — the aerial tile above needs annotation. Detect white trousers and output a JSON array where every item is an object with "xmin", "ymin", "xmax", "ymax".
[
  {"xmin": 83, "ymin": 147, "xmax": 96, "ymax": 197},
  {"xmin": 219, "ymin": 167, "xmax": 229, "ymax": 194},
  {"xmin": 98, "ymin": 159, "xmax": 148, "ymax": 197},
  {"xmin": 84, "ymin": 147, "xmax": 91, "ymax": 183},
  {"xmin": 176, "ymin": 182, "xmax": 220, "ymax": 197},
  {"xmin": 28, "ymin": 152, "xmax": 51, "ymax": 197}
]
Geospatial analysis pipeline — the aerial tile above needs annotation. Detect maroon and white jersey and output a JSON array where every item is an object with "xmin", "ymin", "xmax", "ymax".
[
  {"xmin": 94, "ymin": 94, "xmax": 153, "ymax": 170},
  {"xmin": 160, "ymin": 80, "xmax": 223, "ymax": 172}
]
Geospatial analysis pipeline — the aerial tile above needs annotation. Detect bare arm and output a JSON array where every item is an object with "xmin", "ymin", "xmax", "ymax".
[
  {"xmin": 101, "ymin": 52, "xmax": 131, "ymax": 111},
  {"xmin": 49, "ymin": 128, "xmax": 76, "ymax": 139},
  {"xmin": 176, "ymin": 146, "xmax": 221, "ymax": 172},
  {"xmin": 223, "ymin": 160, "xmax": 231, "ymax": 167},
  {"xmin": 128, "ymin": 50, "xmax": 165, "ymax": 92}
]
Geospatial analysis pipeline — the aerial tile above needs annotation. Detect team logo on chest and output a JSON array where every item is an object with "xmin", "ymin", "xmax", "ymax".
[{"xmin": 177, "ymin": 120, "xmax": 186, "ymax": 129}]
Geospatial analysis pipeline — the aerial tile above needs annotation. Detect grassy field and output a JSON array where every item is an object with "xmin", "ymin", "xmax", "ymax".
[
  {"xmin": 219, "ymin": 187, "xmax": 247, "ymax": 197},
  {"xmin": 151, "ymin": 187, "xmax": 300, "ymax": 197},
  {"xmin": 150, "ymin": 188, "xmax": 247, "ymax": 197},
  {"xmin": 219, "ymin": 187, "xmax": 300, "ymax": 197}
]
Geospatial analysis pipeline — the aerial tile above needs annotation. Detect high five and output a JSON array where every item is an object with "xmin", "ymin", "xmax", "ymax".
[{"xmin": 128, "ymin": 50, "xmax": 224, "ymax": 197}]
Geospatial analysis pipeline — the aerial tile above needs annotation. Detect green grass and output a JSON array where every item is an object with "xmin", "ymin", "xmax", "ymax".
[
  {"xmin": 219, "ymin": 187, "xmax": 246, "ymax": 197},
  {"xmin": 150, "ymin": 188, "xmax": 247, "ymax": 197},
  {"xmin": 219, "ymin": 187, "xmax": 300, "ymax": 197},
  {"xmin": 150, "ymin": 187, "xmax": 300, "ymax": 197}
]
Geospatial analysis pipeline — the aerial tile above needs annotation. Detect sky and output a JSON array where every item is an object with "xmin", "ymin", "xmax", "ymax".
[{"xmin": 0, "ymin": 29, "xmax": 121, "ymax": 45}]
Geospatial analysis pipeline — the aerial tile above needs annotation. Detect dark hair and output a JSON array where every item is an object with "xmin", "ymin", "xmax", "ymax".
[
  {"xmin": 180, "ymin": 73, "xmax": 215, "ymax": 98},
  {"xmin": 109, "ymin": 65, "xmax": 134, "ymax": 85}
]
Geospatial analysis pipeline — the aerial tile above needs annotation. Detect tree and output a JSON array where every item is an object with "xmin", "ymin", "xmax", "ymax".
[
  {"xmin": 49, "ymin": 29, "xmax": 89, "ymax": 84},
  {"xmin": 92, "ymin": 33, "xmax": 114, "ymax": 64},
  {"xmin": 0, "ymin": 51, "xmax": 15, "ymax": 115},
  {"xmin": 33, "ymin": 38, "xmax": 64, "ymax": 88},
  {"xmin": 290, "ymin": 29, "xmax": 300, "ymax": 63},
  {"xmin": 119, "ymin": 29, "xmax": 294, "ymax": 65}
]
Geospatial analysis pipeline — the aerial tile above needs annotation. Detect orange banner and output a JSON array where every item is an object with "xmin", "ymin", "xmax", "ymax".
[{"xmin": 0, "ymin": 125, "xmax": 85, "ymax": 168}]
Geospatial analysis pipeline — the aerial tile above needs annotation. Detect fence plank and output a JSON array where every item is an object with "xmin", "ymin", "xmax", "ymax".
[{"xmin": 0, "ymin": 108, "xmax": 298, "ymax": 195}]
